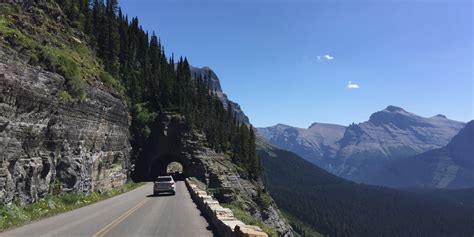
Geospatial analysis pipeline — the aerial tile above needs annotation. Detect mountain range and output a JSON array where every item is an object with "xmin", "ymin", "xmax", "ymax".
[{"xmin": 258, "ymin": 106, "xmax": 467, "ymax": 185}]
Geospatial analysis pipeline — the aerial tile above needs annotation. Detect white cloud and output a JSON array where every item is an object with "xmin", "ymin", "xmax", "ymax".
[
  {"xmin": 347, "ymin": 81, "xmax": 360, "ymax": 89},
  {"xmin": 317, "ymin": 54, "xmax": 334, "ymax": 61},
  {"xmin": 324, "ymin": 54, "xmax": 334, "ymax": 60}
]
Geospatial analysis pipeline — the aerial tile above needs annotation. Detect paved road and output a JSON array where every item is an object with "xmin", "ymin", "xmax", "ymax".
[{"xmin": 2, "ymin": 182, "xmax": 215, "ymax": 237}]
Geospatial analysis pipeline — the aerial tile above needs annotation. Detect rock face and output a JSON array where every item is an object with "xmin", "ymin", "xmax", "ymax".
[
  {"xmin": 372, "ymin": 120, "xmax": 474, "ymax": 188},
  {"xmin": 190, "ymin": 66, "xmax": 250, "ymax": 124},
  {"xmin": 134, "ymin": 113, "xmax": 293, "ymax": 236},
  {"xmin": 0, "ymin": 48, "xmax": 130, "ymax": 204},
  {"xmin": 258, "ymin": 106, "xmax": 465, "ymax": 182}
]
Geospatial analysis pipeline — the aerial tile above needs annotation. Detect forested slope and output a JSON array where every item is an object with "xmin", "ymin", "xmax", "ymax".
[{"xmin": 258, "ymin": 140, "xmax": 474, "ymax": 236}]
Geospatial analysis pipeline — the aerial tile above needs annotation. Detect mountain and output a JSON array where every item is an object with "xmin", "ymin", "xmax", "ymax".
[
  {"xmin": 257, "ymin": 139, "xmax": 474, "ymax": 236},
  {"xmin": 257, "ymin": 123, "xmax": 346, "ymax": 165},
  {"xmin": 189, "ymin": 66, "xmax": 249, "ymax": 124},
  {"xmin": 335, "ymin": 106, "xmax": 465, "ymax": 181},
  {"xmin": 258, "ymin": 106, "xmax": 465, "ymax": 182},
  {"xmin": 370, "ymin": 120, "xmax": 474, "ymax": 188}
]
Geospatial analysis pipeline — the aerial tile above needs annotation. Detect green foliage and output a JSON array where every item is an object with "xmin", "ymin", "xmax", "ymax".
[
  {"xmin": 39, "ymin": 46, "xmax": 90, "ymax": 100},
  {"xmin": 222, "ymin": 203, "xmax": 278, "ymax": 237},
  {"xmin": 0, "ymin": 182, "xmax": 142, "ymax": 231},
  {"xmin": 100, "ymin": 71, "xmax": 125, "ymax": 94},
  {"xmin": 130, "ymin": 102, "xmax": 157, "ymax": 147},
  {"xmin": 51, "ymin": 179, "xmax": 62, "ymax": 195},
  {"xmin": 254, "ymin": 188, "xmax": 272, "ymax": 211},
  {"xmin": 56, "ymin": 90, "xmax": 74, "ymax": 104},
  {"xmin": 0, "ymin": 12, "xmax": 36, "ymax": 53}
]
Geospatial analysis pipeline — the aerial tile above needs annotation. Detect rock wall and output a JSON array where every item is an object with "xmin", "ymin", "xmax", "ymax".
[
  {"xmin": 0, "ymin": 47, "xmax": 131, "ymax": 204},
  {"xmin": 186, "ymin": 178, "xmax": 268, "ymax": 237}
]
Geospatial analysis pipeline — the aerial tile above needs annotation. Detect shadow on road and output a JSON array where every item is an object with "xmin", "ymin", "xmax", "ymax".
[{"xmin": 146, "ymin": 193, "xmax": 175, "ymax": 197}]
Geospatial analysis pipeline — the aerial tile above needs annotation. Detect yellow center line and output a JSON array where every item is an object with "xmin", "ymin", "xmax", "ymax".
[{"xmin": 92, "ymin": 199, "xmax": 149, "ymax": 237}]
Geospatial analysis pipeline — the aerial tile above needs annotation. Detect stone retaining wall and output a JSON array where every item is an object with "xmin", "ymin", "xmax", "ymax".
[{"xmin": 186, "ymin": 178, "xmax": 268, "ymax": 237}]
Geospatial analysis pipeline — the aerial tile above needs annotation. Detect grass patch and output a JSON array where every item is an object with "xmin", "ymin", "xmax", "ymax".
[
  {"xmin": 56, "ymin": 90, "xmax": 73, "ymax": 104},
  {"xmin": 100, "ymin": 71, "xmax": 125, "ymax": 95},
  {"xmin": 0, "ymin": 14, "xmax": 36, "ymax": 52},
  {"xmin": 222, "ymin": 202, "xmax": 278, "ymax": 237},
  {"xmin": 0, "ymin": 182, "xmax": 143, "ymax": 232}
]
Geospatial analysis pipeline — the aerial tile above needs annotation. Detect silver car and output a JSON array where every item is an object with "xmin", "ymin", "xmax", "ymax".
[{"xmin": 153, "ymin": 176, "xmax": 176, "ymax": 195}]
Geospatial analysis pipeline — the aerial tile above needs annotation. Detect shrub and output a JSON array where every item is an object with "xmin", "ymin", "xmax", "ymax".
[
  {"xmin": 57, "ymin": 90, "xmax": 73, "ymax": 104},
  {"xmin": 100, "ymin": 71, "xmax": 125, "ymax": 95},
  {"xmin": 255, "ymin": 188, "xmax": 272, "ymax": 211}
]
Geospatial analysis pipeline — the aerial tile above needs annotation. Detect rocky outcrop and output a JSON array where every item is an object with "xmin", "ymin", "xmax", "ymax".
[
  {"xmin": 190, "ymin": 66, "xmax": 250, "ymax": 124},
  {"xmin": 0, "ymin": 47, "xmax": 130, "ymax": 204}
]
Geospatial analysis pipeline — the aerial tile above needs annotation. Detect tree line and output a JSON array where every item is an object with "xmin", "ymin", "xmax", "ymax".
[{"xmin": 54, "ymin": 0, "xmax": 261, "ymax": 179}]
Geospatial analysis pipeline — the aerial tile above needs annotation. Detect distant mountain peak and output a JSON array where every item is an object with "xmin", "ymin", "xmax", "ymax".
[
  {"xmin": 189, "ymin": 65, "xmax": 250, "ymax": 124},
  {"xmin": 384, "ymin": 105, "xmax": 405, "ymax": 112},
  {"xmin": 433, "ymin": 114, "xmax": 447, "ymax": 119},
  {"xmin": 368, "ymin": 106, "xmax": 417, "ymax": 126}
]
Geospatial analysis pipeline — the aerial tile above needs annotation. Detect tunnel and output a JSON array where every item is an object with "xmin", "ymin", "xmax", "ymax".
[
  {"xmin": 132, "ymin": 113, "xmax": 206, "ymax": 182},
  {"xmin": 148, "ymin": 155, "xmax": 186, "ymax": 180}
]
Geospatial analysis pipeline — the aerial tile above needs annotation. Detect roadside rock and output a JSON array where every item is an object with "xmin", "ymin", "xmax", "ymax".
[{"xmin": 0, "ymin": 47, "xmax": 130, "ymax": 204}]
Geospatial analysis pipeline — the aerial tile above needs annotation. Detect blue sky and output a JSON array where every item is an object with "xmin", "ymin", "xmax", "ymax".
[{"xmin": 120, "ymin": 0, "xmax": 473, "ymax": 128}]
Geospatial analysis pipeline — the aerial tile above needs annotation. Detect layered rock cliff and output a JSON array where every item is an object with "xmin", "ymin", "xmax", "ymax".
[{"xmin": 0, "ymin": 47, "xmax": 130, "ymax": 204}]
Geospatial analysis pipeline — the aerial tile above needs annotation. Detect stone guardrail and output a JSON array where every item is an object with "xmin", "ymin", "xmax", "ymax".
[{"xmin": 185, "ymin": 178, "xmax": 268, "ymax": 237}]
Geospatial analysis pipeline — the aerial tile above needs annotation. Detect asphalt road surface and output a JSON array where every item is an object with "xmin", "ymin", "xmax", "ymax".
[{"xmin": 2, "ymin": 182, "xmax": 215, "ymax": 237}]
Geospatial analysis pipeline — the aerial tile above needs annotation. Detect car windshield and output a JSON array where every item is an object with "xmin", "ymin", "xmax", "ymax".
[{"xmin": 156, "ymin": 177, "xmax": 172, "ymax": 182}]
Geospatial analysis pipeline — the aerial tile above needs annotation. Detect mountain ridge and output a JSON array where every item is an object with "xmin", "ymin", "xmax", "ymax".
[{"xmin": 258, "ymin": 105, "xmax": 466, "ymax": 183}]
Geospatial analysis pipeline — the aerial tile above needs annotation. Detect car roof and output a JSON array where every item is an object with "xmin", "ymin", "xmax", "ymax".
[{"xmin": 157, "ymin": 176, "xmax": 173, "ymax": 178}]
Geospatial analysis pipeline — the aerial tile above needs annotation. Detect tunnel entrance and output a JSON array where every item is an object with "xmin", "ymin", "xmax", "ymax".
[
  {"xmin": 131, "ymin": 112, "xmax": 207, "ymax": 182},
  {"xmin": 148, "ymin": 154, "xmax": 187, "ymax": 181},
  {"xmin": 166, "ymin": 162, "xmax": 184, "ymax": 181},
  {"xmin": 167, "ymin": 162, "xmax": 183, "ymax": 174}
]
